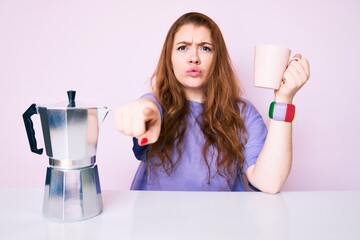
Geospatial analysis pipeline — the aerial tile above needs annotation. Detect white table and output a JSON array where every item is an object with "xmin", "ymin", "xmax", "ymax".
[{"xmin": 0, "ymin": 188, "xmax": 359, "ymax": 240}]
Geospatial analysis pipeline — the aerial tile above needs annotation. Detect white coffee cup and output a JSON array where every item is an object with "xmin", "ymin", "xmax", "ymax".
[{"xmin": 253, "ymin": 44, "xmax": 296, "ymax": 90}]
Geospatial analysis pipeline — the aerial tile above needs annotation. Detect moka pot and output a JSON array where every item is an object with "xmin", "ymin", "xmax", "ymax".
[{"xmin": 23, "ymin": 90, "xmax": 109, "ymax": 221}]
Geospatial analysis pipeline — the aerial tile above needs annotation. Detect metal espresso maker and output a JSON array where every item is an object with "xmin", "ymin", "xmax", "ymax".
[{"xmin": 23, "ymin": 90, "xmax": 109, "ymax": 221}]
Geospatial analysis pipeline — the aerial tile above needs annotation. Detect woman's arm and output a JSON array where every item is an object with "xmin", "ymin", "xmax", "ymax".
[{"xmin": 246, "ymin": 54, "xmax": 310, "ymax": 194}]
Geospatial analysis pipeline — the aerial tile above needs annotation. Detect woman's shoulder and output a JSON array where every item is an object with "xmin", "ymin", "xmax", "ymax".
[
  {"xmin": 140, "ymin": 92, "xmax": 157, "ymax": 102},
  {"xmin": 238, "ymin": 98, "xmax": 258, "ymax": 113},
  {"xmin": 238, "ymin": 98, "xmax": 264, "ymax": 125}
]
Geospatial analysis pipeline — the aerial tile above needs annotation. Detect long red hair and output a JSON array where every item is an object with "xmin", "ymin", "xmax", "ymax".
[{"xmin": 148, "ymin": 12, "xmax": 247, "ymax": 185}]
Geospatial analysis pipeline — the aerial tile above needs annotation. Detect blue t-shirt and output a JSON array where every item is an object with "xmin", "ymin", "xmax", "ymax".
[{"xmin": 130, "ymin": 93, "xmax": 267, "ymax": 191}]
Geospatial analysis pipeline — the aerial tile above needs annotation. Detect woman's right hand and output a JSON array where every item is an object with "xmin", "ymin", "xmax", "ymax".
[{"xmin": 115, "ymin": 98, "xmax": 161, "ymax": 146}]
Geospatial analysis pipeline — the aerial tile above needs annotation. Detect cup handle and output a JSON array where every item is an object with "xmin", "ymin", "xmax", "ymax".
[
  {"xmin": 288, "ymin": 57, "xmax": 301, "ymax": 65},
  {"xmin": 281, "ymin": 57, "xmax": 302, "ymax": 86}
]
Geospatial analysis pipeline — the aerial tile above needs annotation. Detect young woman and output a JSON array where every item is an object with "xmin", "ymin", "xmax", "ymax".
[{"xmin": 115, "ymin": 12, "xmax": 310, "ymax": 193}]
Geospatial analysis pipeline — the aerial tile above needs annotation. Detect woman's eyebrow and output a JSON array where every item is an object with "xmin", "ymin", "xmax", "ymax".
[
  {"xmin": 198, "ymin": 41, "xmax": 212, "ymax": 46},
  {"xmin": 175, "ymin": 41, "xmax": 212, "ymax": 45}
]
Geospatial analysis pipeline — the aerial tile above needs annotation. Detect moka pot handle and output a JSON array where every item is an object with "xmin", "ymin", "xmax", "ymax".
[{"xmin": 22, "ymin": 104, "xmax": 43, "ymax": 155}]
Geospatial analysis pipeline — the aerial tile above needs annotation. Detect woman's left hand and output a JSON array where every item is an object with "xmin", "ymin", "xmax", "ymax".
[{"xmin": 275, "ymin": 54, "xmax": 310, "ymax": 103}]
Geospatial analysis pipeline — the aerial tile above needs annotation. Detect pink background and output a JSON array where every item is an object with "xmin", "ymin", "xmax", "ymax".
[{"xmin": 1, "ymin": 0, "xmax": 359, "ymax": 191}]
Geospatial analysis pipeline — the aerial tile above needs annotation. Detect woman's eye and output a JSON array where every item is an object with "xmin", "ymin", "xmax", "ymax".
[
  {"xmin": 177, "ymin": 46, "xmax": 186, "ymax": 51},
  {"xmin": 201, "ymin": 46, "xmax": 212, "ymax": 52}
]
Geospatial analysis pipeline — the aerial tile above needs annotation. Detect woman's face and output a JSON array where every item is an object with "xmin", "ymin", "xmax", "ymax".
[{"xmin": 171, "ymin": 24, "xmax": 214, "ymax": 102}]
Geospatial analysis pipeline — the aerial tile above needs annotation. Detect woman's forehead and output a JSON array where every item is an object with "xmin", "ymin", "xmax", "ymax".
[{"xmin": 174, "ymin": 24, "xmax": 212, "ymax": 44}]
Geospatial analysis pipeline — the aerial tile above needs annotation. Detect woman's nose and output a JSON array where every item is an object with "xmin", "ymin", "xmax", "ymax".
[
  {"xmin": 189, "ymin": 58, "xmax": 200, "ymax": 64},
  {"xmin": 188, "ymin": 49, "xmax": 201, "ymax": 65}
]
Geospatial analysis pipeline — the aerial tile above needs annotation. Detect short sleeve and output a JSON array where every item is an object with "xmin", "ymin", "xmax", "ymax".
[{"xmin": 241, "ymin": 100, "xmax": 267, "ymax": 173}]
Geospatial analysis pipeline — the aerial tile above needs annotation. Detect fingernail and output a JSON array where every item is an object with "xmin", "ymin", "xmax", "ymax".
[{"xmin": 140, "ymin": 138, "xmax": 148, "ymax": 146}]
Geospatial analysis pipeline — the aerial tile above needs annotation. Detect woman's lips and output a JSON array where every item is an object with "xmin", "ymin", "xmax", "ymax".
[{"xmin": 186, "ymin": 66, "xmax": 202, "ymax": 77}]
